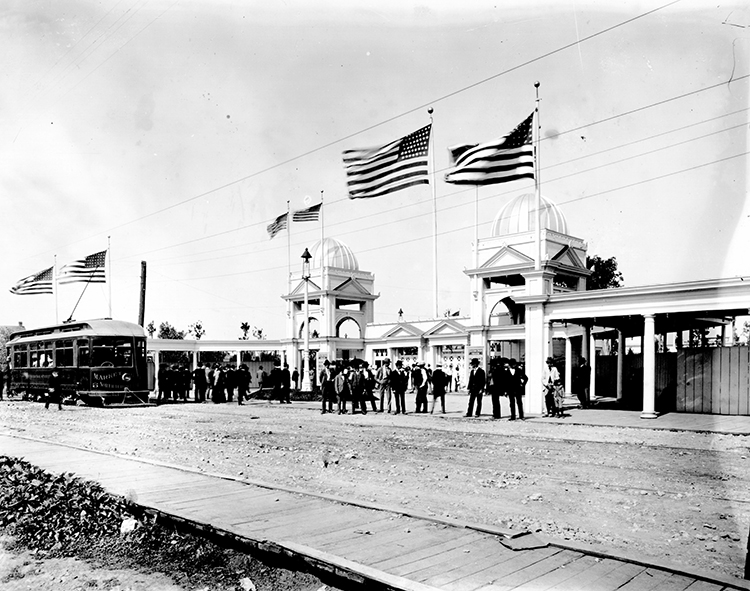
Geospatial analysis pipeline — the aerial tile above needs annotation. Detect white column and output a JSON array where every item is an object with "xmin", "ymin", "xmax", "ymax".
[
  {"xmin": 301, "ymin": 277, "xmax": 312, "ymax": 391},
  {"xmin": 523, "ymin": 302, "xmax": 546, "ymax": 415},
  {"xmin": 616, "ymin": 330, "xmax": 624, "ymax": 402},
  {"xmin": 582, "ymin": 326, "xmax": 591, "ymax": 361},
  {"xmin": 589, "ymin": 332, "xmax": 596, "ymax": 400},
  {"xmin": 235, "ymin": 350, "xmax": 241, "ymax": 368},
  {"xmin": 641, "ymin": 314, "xmax": 657, "ymax": 419},
  {"xmin": 191, "ymin": 350, "xmax": 197, "ymax": 371},
  {"xmin": 544, "ymin": 321, "xmax": 553, "ymax": 364},
  {"xmin": 564, "ymin": 337, "xmax": 573, "ymax": 394}
]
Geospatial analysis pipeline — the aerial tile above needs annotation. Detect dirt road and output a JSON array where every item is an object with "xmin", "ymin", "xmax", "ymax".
[{"xmin": 2, "ymin": 399, "xmax": 749, "ymax": 582}]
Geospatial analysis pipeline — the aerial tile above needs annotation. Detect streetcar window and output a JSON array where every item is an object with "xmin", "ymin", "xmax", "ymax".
[
  {"xmin": 91, "ymin": 337, "xmax": 133, "ymax": 367},
  {"xmin": 55, "ymin": 339, "xmax": 74, "ymax": 367},
  {"xmin": 13, "ymin": 346, "xmax": 28, "ymax": 368},
  {"xmin": 29, "ymin": 343, "xmax": 41, "ymax": 368},
  {"xmin": 40, "ymin": 342, "xmax": 53, "ymax": 368},
  {"xmin": 92, "ymin": 338, "xmax": 114, "ymax": 366},
  {"xmin": 114, "ymin": 340, "xmax": 133, "ymax": 367},
  {"xmin": 77, "ymin": 339, "xmax": 91, "ymax": 367}
]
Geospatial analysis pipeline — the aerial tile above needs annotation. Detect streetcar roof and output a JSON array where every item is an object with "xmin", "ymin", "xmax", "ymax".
[{"xmin": 7, "ymin": 319, "xmax": 146, "ymax": 344}]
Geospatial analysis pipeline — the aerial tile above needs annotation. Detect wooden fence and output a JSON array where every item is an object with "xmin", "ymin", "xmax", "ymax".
[
  {"xmin": 594, "ymin": 347, "xmax": 750, "ymax": 415},
  {"xmin": 676, "ymin": 346, "xmax": 750, "ymax": 415}
]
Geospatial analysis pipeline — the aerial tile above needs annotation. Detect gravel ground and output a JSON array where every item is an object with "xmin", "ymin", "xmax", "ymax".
[{"xmin": 2, "ymin": 397, "xmax": 750, "ymax": 583}]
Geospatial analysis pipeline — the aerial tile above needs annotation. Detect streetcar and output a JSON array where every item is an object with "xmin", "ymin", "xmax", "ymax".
[{"xmin": 5, "ymin": 319, "xmax": 152, "ymax": 406}]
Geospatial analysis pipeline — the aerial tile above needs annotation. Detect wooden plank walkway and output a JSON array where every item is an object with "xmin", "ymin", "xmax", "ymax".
[{"xmin": 2, "ymin": 434, "xmax": 748, "ymax": 591}]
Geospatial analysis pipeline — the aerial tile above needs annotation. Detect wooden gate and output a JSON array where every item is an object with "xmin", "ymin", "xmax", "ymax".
[{"xmin": 676, "ymin": 347, "xmax": 750, "ymax": 415}]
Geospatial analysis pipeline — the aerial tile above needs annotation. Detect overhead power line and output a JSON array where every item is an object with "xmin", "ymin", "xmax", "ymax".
[
  {"xmin": 126, "ymin": 111, "xmax": 748, "ymax": 266},
  {"xmin": 30, "ymin": 0, "xmax": 684, "ymax": 260},
  {"xmin": 153, "ymin": 149, "xmax": 748, "ymax": 284}
]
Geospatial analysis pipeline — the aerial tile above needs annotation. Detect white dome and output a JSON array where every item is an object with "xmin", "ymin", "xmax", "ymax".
[
  {"xmin": 491, "ymin": 193, "xmax": 568, "ymax": 236},
  {"xmin": 310, "ymin": 237, "xmax": 359, "ymax": 270}
]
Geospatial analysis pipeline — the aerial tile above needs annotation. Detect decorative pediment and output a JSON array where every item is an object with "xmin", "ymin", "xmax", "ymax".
[
  {"xmin": 480, "ymin": 245, "xmax": 534, "ymax": 270},
  {"xmin": 288, "ymin": 278, "xmax": 322, "ymax": 296},
  {"xmin": 551, "ymin": 245, "xmax": 585, "ymax": 269},
  {"xmin": 381, "ymin": 322, "xmax": 424, "ymax": 339},
  {"xmin": 332, "ymin": 277, "xmax": 371, "ymax": 296},
  {"xmin": 422, "ymin": 319, "xmax": 468, "ymax": 337}
]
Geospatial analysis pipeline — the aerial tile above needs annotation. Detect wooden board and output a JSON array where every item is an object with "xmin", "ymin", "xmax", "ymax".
[
  {"xmin": 616, "ymin": 568, "xmax": 673, "ymax": 590},
  {"xmin": 739, "ymin": 347, "xmax": 750, "ymax": 417},
  {"xmin": 414, "ymin": 538, "xmax": 518, "ymax": 589},
  {"xmin": 574, "ymin": 562, "xmax": 646, "ymax": 591},
  {"xmin": 500, "ymin": 554, "xmax": 605, "ymax": 591},
  {"xmin": 472, "ymin": 549, "xmax": 582, "ymax": 591},
  {"xmin": 648, "ymin": 573, "xmax": 710, "ymax": 591},
  {"xmin": 374, "ymin": 530, "xmax": 485, "ymax": 572},
  {"xmin": 543, "ymin": 557, "xmax": 627, "ymax": 591}
]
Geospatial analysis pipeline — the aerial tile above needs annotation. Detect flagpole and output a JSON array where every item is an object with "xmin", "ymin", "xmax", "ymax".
[
  {"xmin": 534, "ymin": 81, "xmax": 542, "ymax": 271},
  {"xmin": 320, "ymin": 190, "xmax": 325, "ymax": 248},
  {"xmin": 428, "ymin": 106, "xmax": 438, "ymax": 318},
  {"xmin": 107, "ymin": 236, "xmax": 112, "ymax": 318},
  {"xmin": 53, "ymin": 255, "xmax": 59, "ymax": 324},
  {"xmin": 286, "ymin": 200, "xmax": 291, "ymax": 292},
  {"xmin": 474, "ymin": 186, "xmax": 479, "ymax": 269}
]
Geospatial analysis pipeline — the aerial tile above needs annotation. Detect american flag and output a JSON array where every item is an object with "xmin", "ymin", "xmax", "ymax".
[
  {"xmin": 58, "ymin": 250, "xmax": 107, "ymax": 284},
  {"xmin": 266, "ymin": 212, "xmax": 288, "ymax": 239},
  {"xmin": 343, "ymin": 124, "xmax": 431, "ymax": 199},
  {"xmin": 444, "ymin": 113, "xmax": 534, "ymax": 186},
  {"xmin": 9, "ymin": 266, "xmax": 54, "ymax": 295},
  {"xmin": 292, "ymin": 203, "xmax": 321, "ymax": 223}
]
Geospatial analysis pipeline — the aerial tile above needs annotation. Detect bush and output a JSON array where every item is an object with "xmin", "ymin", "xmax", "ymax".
[
  {"xmin": 0, "ymin": 457, "xmax": 126, "ymax": 555},
  {"xmin": 0, "ymin": 456, "xmax": 332, "ymax": 590}
]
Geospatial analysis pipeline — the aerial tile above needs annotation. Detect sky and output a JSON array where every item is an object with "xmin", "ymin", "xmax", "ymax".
[{"xmin": 1, "ymin": 0, "xmax": 748, "ymax": 340}]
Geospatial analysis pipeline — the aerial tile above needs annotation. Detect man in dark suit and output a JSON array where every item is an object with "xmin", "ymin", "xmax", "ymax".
[
  {"xmin": 464, "ymin": 358, "xmax": 486, "ymax": 417},
  {"xmin": 507, "ymin": 358, "xmax": 528, "ymax": 420},
  {"xmin": 280, "ymin": 362, "xmax": 292, "ymax": 403},
  {"xmin": 192, "ymin": 362, "xmax": 208, "ymax": 402},
  {"xmin": 489, "ymin": 357, "xmax": 510, "ymax": 419},
  {"xmin": 390, "ymin": 360, "xmax": 408, "ymax": 414}
]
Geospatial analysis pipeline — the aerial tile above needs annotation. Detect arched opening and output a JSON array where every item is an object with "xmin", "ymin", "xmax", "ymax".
[
  {"xmin": 336, "ymin": 317, "xmax": 361, "ymax": 339},
  {"xmin": 489, "ymin": 297, "xmax": 524, "ymax": 326},
  {"xmin": 299, "ymin": 317, "xmax": 320, "ymax": 339}
]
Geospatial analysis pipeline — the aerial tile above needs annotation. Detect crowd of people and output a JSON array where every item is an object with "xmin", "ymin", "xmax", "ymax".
[
  {"xmin": 154, "ymin": 355, "xmax": 591, "ymax": 418},
  {"xmin": 318, "ymin": 358, "xmax": 453, "ymax": 415},
  {"xmin": 156, "ymin": 361, "xmax": 297, "ymax": 405}
]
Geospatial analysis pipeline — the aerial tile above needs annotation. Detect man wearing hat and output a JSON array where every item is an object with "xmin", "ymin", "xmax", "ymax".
[
  {"xmin": 543, "ymin": 357, "xmax": 561, "ymax": 417},
  {"xmin": 414, "ymin": 362, "xmax": 430, "ymax": 413},
  {"xmin": 391, "ymin": 359, "xmax": 409, "ymax": 414},
  {"xmin": 376, "ymin": 358, "xmax": 392, "ymax": 413},
  {"xmin": 464, "ymin": 358, "xmax": 486, "ymax": 417},
  {"xmin": 430, "ymin": 363, "xmax": 449, "ymax": 414},
  {"xmin": 507, "ymin": 358, "xmax": 528, "ymax": 420},
  {"xmin": 319, "ymin": 359, "xmax": 335, "ymax": 414}
]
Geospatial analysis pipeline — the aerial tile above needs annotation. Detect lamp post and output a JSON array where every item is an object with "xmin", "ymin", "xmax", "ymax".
[{"xmin": 301, "ymin": 247, "xmax": 312, "ymax": 392}]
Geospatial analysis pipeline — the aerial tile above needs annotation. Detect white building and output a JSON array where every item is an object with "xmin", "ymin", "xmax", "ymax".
[{"xmin": 150, "ymin": 193, "xmax": 750, "ymax": 417}]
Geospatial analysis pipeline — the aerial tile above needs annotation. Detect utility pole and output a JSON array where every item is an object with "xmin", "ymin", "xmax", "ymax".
[{"xmin": 138, "ymin": 261, "xmax": 147, "ymax": 327}]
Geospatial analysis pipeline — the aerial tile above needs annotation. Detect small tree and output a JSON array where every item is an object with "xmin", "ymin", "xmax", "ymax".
[
  {"xmin": 0, "ymin": 326, "xmax": 18, "ymax": 369},
  {"xmin": 586, "ymin": 255, "xmax": 624, "ymax": 290},
  {"xmin": 240, "ymin": 322, "xmax": 251, "ymax": 340},
  {"xmin": 188, "ymin": 320, "xmax": 205, "ymax": 340},
  {"xmin": 146, "ymin": 321, "xmax": 156, "ymax": 338},
  {"xmin": 158, "ymin": 322, "xmax": 185, "ymax": 340},
  {"xmin": 157, "ymin": 322, "xmax": 187, "ymax": 365},
  {"xmin": 252, "ymin": 326, "xmax": 266, "ymax": 340}
]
